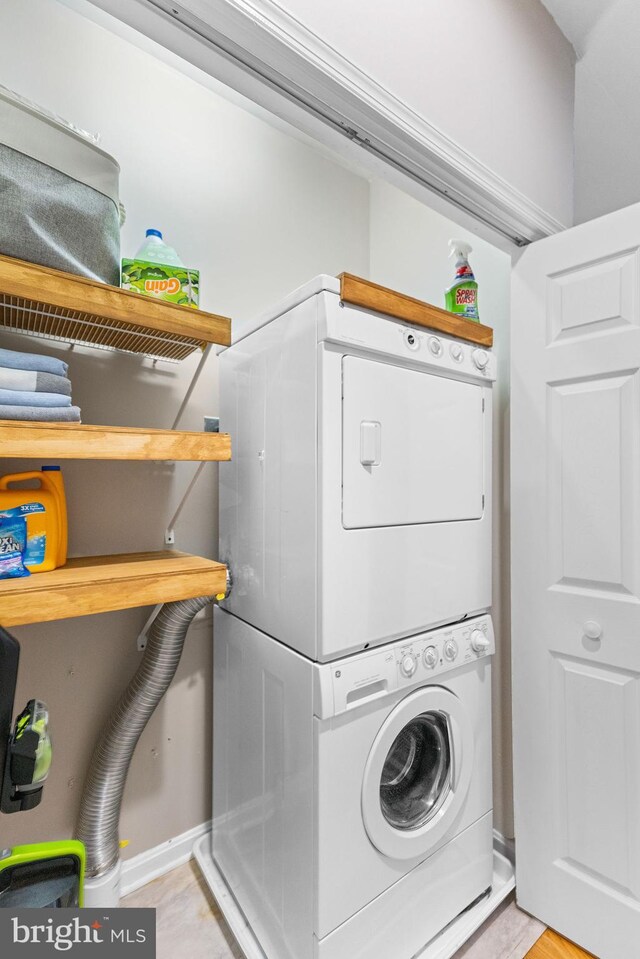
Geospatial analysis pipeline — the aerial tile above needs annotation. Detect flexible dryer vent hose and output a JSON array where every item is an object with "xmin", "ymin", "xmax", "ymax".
[{"xmin": 76, "ymin": 596, "xmax": 213, "ymax": 879}]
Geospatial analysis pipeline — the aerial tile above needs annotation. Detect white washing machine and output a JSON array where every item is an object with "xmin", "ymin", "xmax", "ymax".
[
  {"xmin": 212, "ymin": 606, "xmax": 494, "ymax": 959},
  {"xmin": 219, "ymin": 275, "xmax": 496, "ymax": 662}
]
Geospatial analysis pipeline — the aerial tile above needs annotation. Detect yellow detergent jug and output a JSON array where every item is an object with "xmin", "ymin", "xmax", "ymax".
[{"xmin": 0, "ymin": 467, "xmax": 68, "ymax": 572}]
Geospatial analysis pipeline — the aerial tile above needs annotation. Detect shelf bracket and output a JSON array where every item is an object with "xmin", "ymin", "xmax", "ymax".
[
  {"xmin": 164, "ymin": 411, "xmax": 217, "ymax": 545},
  {"xmin": 171, "ymin": 344, "xmax": 213, "ymax": 431},
  {"xmin": 136, "ymin": 604, "xmax": 162, "ymax": 652}
]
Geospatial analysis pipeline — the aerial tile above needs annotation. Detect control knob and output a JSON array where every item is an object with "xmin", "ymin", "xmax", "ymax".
[
  {"xmin": 403, "ymin": 330, "xmax": 420, "ymax": 351},
  {"xmin": 450, "ymin": 343, "xmax": 463, "ymax": 362},
  {"xmin": 471, "ymin": 629, "xmax": 491, "ymax": 653},
  {"xmin": 400, "ymin": 653, "xmax": 417, "ymax": 678},
  {"xmin": 443, "ymin": 639, "xmax": 458, "ymax": 662},
  {"xmin": 423, "ymin": 646, "xmax": 438, "ymax": 669},
  {"xmin": 472, "ymin": 349, "xmax": 489, "ymax": 370},
  {"xmin": 428, "ymin": 336, "xmax": 443, "ymax": 357}
]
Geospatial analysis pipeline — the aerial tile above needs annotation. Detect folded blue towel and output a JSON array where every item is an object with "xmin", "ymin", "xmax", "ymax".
[
  {"xmin": 0, "ymin": 367, "xmax": 72, "ymax": 395},
  {"xmin": 0, "ymin": 389, "xmax": 72, "ymax": 408},
  {"xmin": 0, "ymin": 348, "xmax": 68, "ymax": 377},
  {"xmin": 0, "ymin": 405, "xmax": 81, "ymax": 422}
]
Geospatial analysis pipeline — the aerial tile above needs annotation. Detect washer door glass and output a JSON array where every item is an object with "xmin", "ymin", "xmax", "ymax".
[
  {"xmin": 380, "ymin": 711, "xmax": 451, "ymax": 830},
  {"xmin": 361, "ymin": 686, "xmax": 474, "ymax": 860}
]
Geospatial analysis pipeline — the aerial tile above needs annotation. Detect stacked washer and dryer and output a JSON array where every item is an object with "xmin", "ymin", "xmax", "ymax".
[{"xmin": 206, "ymin": 276, "xmax": 497, "ymax": 959}]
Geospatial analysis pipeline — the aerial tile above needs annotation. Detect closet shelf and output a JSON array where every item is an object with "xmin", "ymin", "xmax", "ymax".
[
  {"xmin": 0, "ymin": 420, "xmax": 231, "ymax": 461},
  {"xmin": 0, "ymin": 253, "xmax": 231, "ymax": 361},
  {"xmin": 339, "ymin": 273, "xmax": 494, "ymax": 347},
  {"xmin": 0, "ymin": 551, "xmax": 228, "ymax": 626}
]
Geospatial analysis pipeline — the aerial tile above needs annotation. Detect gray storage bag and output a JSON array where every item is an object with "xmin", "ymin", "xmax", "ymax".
[{"xmin": 0, "ymin": 86, "xmax": 121, "ymax": 285}]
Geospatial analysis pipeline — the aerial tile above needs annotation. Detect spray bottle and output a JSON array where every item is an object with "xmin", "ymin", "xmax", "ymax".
[{"xmin": 445, "ymin": 239, "xmax": 479, "ymax": 322}]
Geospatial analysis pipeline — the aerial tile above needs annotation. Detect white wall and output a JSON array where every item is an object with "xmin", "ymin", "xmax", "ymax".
[
  {"xmin": 276, "ymin": 0, "xmax": 575, "ymax": 227},
  {"xmin": 573, "ymin": 0, "xmax": 640, "ymax": 223},
  {"xmin": 0, "ymin": 0, "xmax": 369, "ymax": 857},
  {"xmin": 538, "ymin": 0, "xmax": 613, "ymax": 55},
  {"xmin": 0, "ymin": 0, "xmax": 515, "ymax": 860},
  {"xmin": 369, "ymin": 180, "xmax": 514, "ymax": 838}
]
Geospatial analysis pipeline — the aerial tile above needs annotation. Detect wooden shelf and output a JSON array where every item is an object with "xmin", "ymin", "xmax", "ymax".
[
  {"xmin": 0, "ymin": 253, "xmax": 231, "ymax": 361},
  {"xmin": 0, "ymin": 551, "xmax": 228, "ymax": 626},
  {"xmin": 339, "ymin": 273, "xmax": 493, "ymax": 347},
  {"xmin": 0, "ymin": 420, "xmax": 231, "ymax": 461}
]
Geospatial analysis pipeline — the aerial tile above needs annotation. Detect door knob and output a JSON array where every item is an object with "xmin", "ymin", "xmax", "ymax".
[{"xmin": 583, "ymin": 621, "xmax": 602, "ymax": 641}]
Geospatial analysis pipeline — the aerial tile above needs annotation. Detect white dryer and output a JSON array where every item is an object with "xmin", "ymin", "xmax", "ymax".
[
  {"xmin": 212, "ymin": 606, "xmax": 494, "ymax": 959},
  {"xmin": 219, "ymin": 275, "xmax": 496, "ymax": 661}
]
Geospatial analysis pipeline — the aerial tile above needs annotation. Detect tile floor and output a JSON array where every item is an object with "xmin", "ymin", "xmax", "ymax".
[
  {"xmin": 123, "ymin": 861, "xmax": 546, "ymax": 959},
  {"xmin": 456, "ymin": 895, "xmax": 545, "ymax": 959},
  {"xmin": 123, "ymin": 861, "xmax": 243, "ymax": 959}
]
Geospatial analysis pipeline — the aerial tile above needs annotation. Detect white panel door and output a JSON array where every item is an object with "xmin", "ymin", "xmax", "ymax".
[
  {"xmin": 342, "ymin": 356, "xmax": 484, "ymax": 528},
  {"xmin": 512, "ymin": 202, "xmax": 640, "ymax": 959}
]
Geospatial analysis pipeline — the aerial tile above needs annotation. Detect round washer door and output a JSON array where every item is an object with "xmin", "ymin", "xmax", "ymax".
[{"xmin": 361, "ymin": 686, "xmax": 474, "ymax": 860}]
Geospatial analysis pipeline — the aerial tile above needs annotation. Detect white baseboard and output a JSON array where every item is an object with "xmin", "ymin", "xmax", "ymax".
[{"xmin": 121, "ymin": 820, "xmax": 211, "ymax": 897}]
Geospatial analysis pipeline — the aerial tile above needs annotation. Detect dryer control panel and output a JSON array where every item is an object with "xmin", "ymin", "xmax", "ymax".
[
  {"xmin": 321, "ymin": 300, "xmax": 497, "ymax": 383},
  {"xmin": 316, "ymin": 615, "xmax": 494, "ymax": 719}
]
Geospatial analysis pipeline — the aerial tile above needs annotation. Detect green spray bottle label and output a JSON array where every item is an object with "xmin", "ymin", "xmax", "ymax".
[{"xmin": 445, "ymin": 239, "xmax": 479, "ymax": 321}]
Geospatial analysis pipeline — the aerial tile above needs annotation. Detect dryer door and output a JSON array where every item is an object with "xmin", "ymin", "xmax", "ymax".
[
  {"xmin": 361, "ymin": 686, "xmax": 474, "ymax": 860},
  {"xmin": 342, "ymin": 355, "xmax": 484, "ymax": 529}
]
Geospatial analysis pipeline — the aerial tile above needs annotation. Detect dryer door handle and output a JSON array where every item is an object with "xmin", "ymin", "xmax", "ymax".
[{"xmin": 360, "ymin": 420, "xmax": 381, "ymax": 467}]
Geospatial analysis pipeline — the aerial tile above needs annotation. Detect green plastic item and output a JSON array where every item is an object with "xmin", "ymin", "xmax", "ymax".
[
  {"xmin": 445, "ymin": 239, "xmax": 479, "ymax": 322},
  {"xmin": 121, "ymin": 258, "xmax": 200, "ymax": 308},
  {"xmin": 0, "ymin": 840, "xmax": 85, "ymax": 908},
  {"xmin": 15, "ymin": 701, "xmax": 52, "ymax": 785}
]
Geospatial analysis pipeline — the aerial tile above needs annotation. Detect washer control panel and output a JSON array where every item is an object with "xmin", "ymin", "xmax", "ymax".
[
  {"xmin": 322, "ymin": 615, "xmax": 495, "ymax": 718},
  {"xmin": 393, "ymin": 615, "xmax": 494, "ymax": 689}
]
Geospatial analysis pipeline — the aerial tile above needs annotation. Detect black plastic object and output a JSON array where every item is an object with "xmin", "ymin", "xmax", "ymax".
[
  {"xmin": 0, "ymin": 628, "xmax": 48, "ymax": 813},
  {"xmin": 0, "ymin": 853, "xmax": 82, "ymax": 908},
  {"xmin": 0, "ymin": 627, "xmax": 20, "ymax": 813}
]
